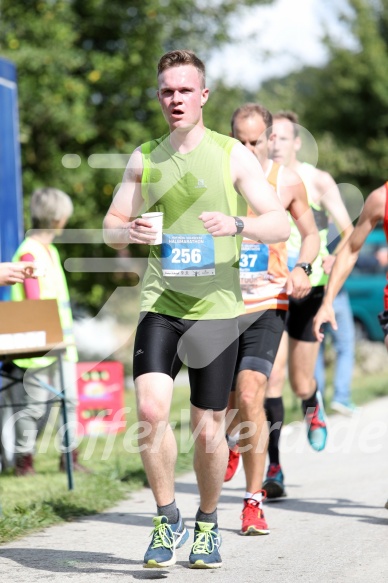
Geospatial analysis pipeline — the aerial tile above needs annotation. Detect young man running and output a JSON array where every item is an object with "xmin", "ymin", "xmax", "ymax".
[{"xmin": 103, "ymin": 51, "xmax": 290, "ymax": 569}]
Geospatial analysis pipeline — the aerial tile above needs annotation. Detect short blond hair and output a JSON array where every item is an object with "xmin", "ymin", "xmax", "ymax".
[{"xmin": 30, "ymin": 187, "xmax": 73, "ymax": 229}]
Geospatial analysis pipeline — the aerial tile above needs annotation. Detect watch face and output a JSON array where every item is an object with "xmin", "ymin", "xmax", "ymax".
[{"xmin": 296, "ymin": 262, "xmax": 312, "ymax": 275}]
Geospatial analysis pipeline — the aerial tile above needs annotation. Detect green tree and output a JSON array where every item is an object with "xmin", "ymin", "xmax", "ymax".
[
  {"xmin": 302, "ymin": 0, "xmax": 388, "ymax": 191},
  {"xmin": 256, "ymin": 0, "xmax": 388, "ymax": 194},
  {"xmin": 0, "ymin": 0, "xmax": 273, "ymax": 311}
]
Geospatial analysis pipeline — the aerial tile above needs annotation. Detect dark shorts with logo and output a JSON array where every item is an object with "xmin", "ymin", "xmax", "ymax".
[
  {"xmin": 232, "ymin": 309, "xmax": 287, "ymax": 389},
  {"xmin": 286, "ymin": 285, "xmax": 325, "ymax": 342},
  {"xmin": 133, "ymin": 312, "xmax": 239, "ymax": 411}
]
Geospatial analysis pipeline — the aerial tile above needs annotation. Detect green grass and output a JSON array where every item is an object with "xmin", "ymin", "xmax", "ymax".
[
  {"xmin": 1, "ymin": 370, "xmax": 387, "ymax": 544},
  {"xmin": 0, "ymin": 386, "xmax": 193, "ymax": 543}
]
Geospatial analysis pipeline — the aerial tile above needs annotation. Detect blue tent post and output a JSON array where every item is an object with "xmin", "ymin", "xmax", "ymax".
[{"xmin": 0, "ymin": 57, "xmax": 24, "ymax": 299}]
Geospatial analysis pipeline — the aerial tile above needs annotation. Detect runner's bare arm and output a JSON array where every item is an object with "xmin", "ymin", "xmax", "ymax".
[
  {"xmin": 315, "ymin": 169, "xmax": 354, "ymax": 248},
  {"xmin": 103, "ymin": 149, "xmax": 157, "ymax": 247},
  {"xmin": 229, "ymin": 143, "xmax": 290, "ymax": 243},
  {"xmin": 324, "ymin": 186, "xmax": 384, "ymax": 302},
  {"xmin": 313, "ymin": 186, "xmax": 385, "ymax": 340},
  {"xmin": 281, "ymin": 168, "xmax": 320, "ymax": 298}
]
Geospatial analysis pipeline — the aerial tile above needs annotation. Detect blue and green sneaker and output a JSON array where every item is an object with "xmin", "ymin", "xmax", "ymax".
[
  {"xmin": 189, "ymin": 521, "xmax": 222, "ymax": 569},
  {"xmin": 143, "ymin": 513, "xmax": 189, "ymax": 568}
]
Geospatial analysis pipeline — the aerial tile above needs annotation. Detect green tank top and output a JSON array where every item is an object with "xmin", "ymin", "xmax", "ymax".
[
  {"xmin": 139, "ymin": 129, "xmax": 247, "ymax": 319},
  {"xmin": 287, "ymin": 162, "xmax": 329, "ymax": 287}
]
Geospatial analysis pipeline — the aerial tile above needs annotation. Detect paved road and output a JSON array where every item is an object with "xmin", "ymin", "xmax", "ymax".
[{"xmin": 1, "ymin": 397, "xmax": 387, "ymax": 582}]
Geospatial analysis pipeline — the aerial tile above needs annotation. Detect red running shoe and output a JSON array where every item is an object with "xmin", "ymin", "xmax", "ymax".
[
  {"xmin": 263, "ymin": 463, "xmax": 286, "ymax": 499},
  {"xmin": 240, "ymin": 492, "xmax": 270, "ymax": 535},
  {"xmin": 224, "ymin": 445, "xmax": 242, "ymax": 482}
]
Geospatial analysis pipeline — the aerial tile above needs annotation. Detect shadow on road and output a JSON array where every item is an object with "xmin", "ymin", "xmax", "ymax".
[
  {"xmin": 262, "ymin": 496, "xmax": 388, "ymax": 526},
  {"xmin": 0, "ymin": 548, "xmax": 168, "ymax": 578}
]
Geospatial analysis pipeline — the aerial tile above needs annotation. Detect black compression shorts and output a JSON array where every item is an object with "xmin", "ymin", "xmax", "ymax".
[
  {"xmin": 133, "ymin": 312, "xmax": 239, "ymax": 411},
  {"xmin": 286, "ymin": 285, "xmax": 325, "ymax": 342},
  {"xmin": 231, "ymin": 309, "xmax": 286, "ymax": 390}
]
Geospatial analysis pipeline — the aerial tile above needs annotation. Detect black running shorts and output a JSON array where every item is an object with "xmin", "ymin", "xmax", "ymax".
[
  {"xmin": 232, "ymin": 309, "xmax": 287, "ymax": 389},
  {"xmin": 286, "ymin": 285, "xmax": 325, "ymax": 342},
  {"xmin": 133, "ymin": 312, "xmax": 239, "ymax": 411}
]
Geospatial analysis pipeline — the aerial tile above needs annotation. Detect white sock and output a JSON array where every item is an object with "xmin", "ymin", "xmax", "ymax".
[
  {"xmin": 226, "ymin": 432, "xmax": 240, "ymax": 449},
  {"xmin": 245, "ymin": 491, "xmax": 263, "ymax": 505}
]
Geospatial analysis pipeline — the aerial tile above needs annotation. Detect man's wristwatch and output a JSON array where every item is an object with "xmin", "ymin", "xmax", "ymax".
[
  {"xmin": 294, "ymin": 262, "xmax": 313, "ymax": 276},
  {"xmin": 232, "ymin": 216, "xmax": 244, "ymax": 236}
]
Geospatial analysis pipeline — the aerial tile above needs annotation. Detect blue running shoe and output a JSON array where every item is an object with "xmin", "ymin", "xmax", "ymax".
[
  {"xmin": 263, "ymin": 463, "xmax": 286, "ymax": 499},
  {"xmin": 330, "ymin": 400, "xmax": 358, "ymax": 417},
  {"xmin": 305, "ymin": 391, "xmax": 328, "ymax": 452},
  {"xmin": 189, "ymin": 521, "xmax": 222, "ymax": 569},
  {"xmin": 143, "ymin": 513, "xmax": 189, "ymax": 568}
]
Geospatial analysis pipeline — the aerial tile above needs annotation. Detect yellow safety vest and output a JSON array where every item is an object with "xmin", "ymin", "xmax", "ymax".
[{"xmin": 11, "ymin": 237, "xmax": 78, "ymax": 368}]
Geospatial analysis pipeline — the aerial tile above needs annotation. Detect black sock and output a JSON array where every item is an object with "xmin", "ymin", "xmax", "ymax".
[
  {"xmin": 196, "ymin": 507, "xmax": 217, "ymax": 526},
  {"xmin": 157, "ymin": 500, "xmax": 179, "ymax": 524},
  {"xmin": 302, "ymin": 386, "xmax": 318, "ymax": 413},
  {"xmin": 265, "ymin": 397, "xmax": 284, "ymax": 466}
]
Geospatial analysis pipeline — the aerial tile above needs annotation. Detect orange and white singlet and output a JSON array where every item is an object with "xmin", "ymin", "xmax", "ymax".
[{"xmin": 240, "ymin": 161, "xmax": 289, "ymax": 314}]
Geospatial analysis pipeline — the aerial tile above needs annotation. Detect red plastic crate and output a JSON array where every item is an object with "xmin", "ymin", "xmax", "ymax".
[{"xmin": 77, "ymin": 361, "xmax": 125, "ymax": 435}]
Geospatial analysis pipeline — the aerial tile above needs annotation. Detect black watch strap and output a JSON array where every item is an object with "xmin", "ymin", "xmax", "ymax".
[
  {"xmin": 232, "ymin": 216, "xmax": 244, "ymax": 236},
  {"xmin": 294, "ymin": 262, "xmax": 312, "ymax": 276}
]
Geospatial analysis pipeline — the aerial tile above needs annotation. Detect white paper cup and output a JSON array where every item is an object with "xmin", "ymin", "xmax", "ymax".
[{"xmin": 141, "ymin": 212, "xmax": 163, "ymax": 245}]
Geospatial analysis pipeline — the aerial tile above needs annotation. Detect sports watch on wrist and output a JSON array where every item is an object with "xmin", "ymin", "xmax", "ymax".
[
  {"xmin": 232, "ymin": 216, "xmax": 244, "ymax": 236},
  {"xmin": 294, "ymin": 262, "xmax": 313, "ymax": 276}
]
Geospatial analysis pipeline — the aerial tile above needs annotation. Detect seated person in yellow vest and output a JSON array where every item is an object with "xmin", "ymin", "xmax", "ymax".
[
  {"xmin": 7, "ymin": 187, "xmax": 87, "ymax": 476},
  {"xmin": 0, "ymin": 261, "xmax": 36, "ymax": 286}
]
